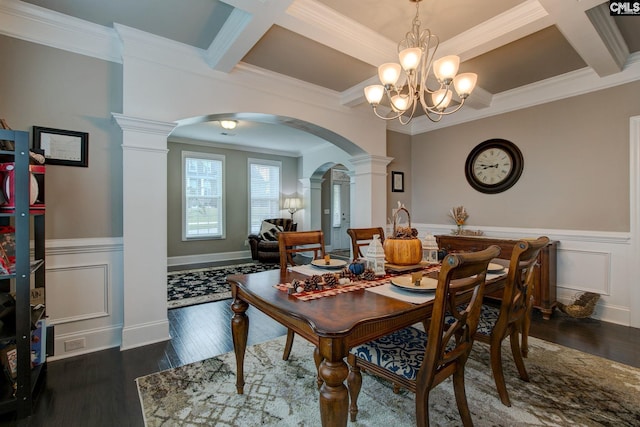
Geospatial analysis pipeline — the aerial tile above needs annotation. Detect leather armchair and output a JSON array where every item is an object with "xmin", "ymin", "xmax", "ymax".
[{"xmin": 248, "ymin": 218, "xmax": 297, "ymax": 263}]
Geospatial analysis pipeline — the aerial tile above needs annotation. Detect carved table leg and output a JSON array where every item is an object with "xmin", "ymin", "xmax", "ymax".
[
  {"xmin": 314, "ymin": 346, "xmax": 324, "ymax": 389},
  {"xmin": 346, "ymin": 355, "xmax": 362, "ymax": 422},
  {"xmin": 231, "ymin": 295, "xmax": 249, "ymax": 394},
  {"xmin": 317, "ymin": 338, "xmax": 349, "ymax": 427}
]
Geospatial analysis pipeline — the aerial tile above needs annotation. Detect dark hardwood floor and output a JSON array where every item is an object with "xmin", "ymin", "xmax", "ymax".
[{"xmin": 4, "ymin": 300, "xmax": 639, "ymax": 427}]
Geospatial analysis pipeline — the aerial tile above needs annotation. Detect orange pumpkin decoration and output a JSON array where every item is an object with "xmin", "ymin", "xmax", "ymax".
[
  {"xmin": 383, "ymin": 206, "xmax": 422, "ymax": 265},
  {"xmin": 383, "ymin": 238, "xmax": 422, "ymax": 265}
]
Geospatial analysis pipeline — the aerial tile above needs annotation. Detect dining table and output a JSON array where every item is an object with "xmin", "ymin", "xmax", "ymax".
[{"xmin": 228, "ymin": 262, "xmax": 508, "ymax": 427}]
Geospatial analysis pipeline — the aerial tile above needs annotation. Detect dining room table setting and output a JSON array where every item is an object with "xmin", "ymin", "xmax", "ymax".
[{"xmin": 228, "ymin": 252, "xmax": 509, "ymax": 427}]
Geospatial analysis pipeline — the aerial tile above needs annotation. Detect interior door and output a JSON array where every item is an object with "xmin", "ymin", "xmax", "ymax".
[{"xmin": 331, "ymin": 170, "xmax": 350, "ymax": 251}]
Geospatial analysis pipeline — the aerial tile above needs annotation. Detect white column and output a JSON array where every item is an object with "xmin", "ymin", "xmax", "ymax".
[
  {"xmin": 299, "ymin": 177, "xmax": 324, "ymax": 231},
  {"xmin": 112, "ymin": 113, "xmax": 175, "ymax": 350},
  {"xmin": 349, "ymin": 155, "xmax": 393, "ymax": 228}
]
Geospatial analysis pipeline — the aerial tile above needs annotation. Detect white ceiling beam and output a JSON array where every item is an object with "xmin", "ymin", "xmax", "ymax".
[
  {"xmin": 205, "ymin": 0, "xmax": 293, "ymax": 72},
  {"xmin": 439, "ymin": 0, "xmax": 553, "ymax": 61},
  {"xmin": 538, "ymin": 0, "xmax": 628, "ymax": 76},
  {"xmin": 278, "ymin": 0, "xmax": 397, "ymax": 67}
]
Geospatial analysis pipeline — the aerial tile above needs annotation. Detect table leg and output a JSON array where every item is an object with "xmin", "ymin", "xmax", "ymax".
[
  {"xmin": 314, "ymin": 346, "xmax": 324, "ymax": 389},
  {"xmin": 231, "ymin": 296, "xmax": 249, "ymax": 394},
  {"xmin": 317, "ymin": 338, "xmax": 349, "ymax": 427}
]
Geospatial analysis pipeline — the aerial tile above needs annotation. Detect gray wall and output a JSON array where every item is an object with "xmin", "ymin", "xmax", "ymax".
[
  {"xmin": 166, "ymin": 141, "xmax": 300, "ymax": 257},
  {"xmin": 410, "ymin": 80, "xmax": 640, "ymax": 232},
  {"xmin": 0, "ymin": 35, "xmax": 123, "ymax": 239},
  {"xmin": 386, "ymin": 131, "xmax": 412, "ymax": 218}
]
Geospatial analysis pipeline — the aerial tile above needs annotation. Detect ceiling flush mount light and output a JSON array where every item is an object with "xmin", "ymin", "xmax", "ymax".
[
  {"xmin": 364, "ymin": 0, "xmax": 478, "ymax": 124},
  {"xmin": 219, "ymin": 120, "xmax": 237, "ymax": 130}
]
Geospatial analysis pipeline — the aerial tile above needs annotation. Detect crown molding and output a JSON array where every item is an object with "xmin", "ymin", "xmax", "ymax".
[
  {"xmin": 410, "ymin": 52, "xmax": 640, "ymax": 134},
  {"xmin": 0, "ymin": 0, "xmax": 121, "ymax": 62}
]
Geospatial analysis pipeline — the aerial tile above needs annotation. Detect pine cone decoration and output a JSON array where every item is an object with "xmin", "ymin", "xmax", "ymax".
[
  {"xmin": 291, "ymin": 279, "xmax": 303, "ymax": 293},
  {"xmin": 303, "ymin": 278, "xmax": 316, "ymax": 291},
  {"xmin": 340, "ymin": 268, "xmax": 351, "ymax": 278},
  {"xmin": 322, "ymin": 273, "xmax": 338, "ymax": 288},
  {"xmin": 362, "ymin": 269, "xmax": 376, "ymax": 281}
]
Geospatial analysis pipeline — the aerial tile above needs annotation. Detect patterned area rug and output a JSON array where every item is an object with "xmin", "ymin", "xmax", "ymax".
[
  {"xmin": 137, "ymin": 334, "xmax": 640, "ymax": 426},
  {"xmin": 167, "ymin": 262, "xmax": 279, "ymax": 309}
]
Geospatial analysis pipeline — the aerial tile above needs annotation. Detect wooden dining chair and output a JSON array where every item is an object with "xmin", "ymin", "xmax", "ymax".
[
  {"xmin": 469, "ymin": 236, "xmax": 549, "ymax": 407},
  {"xmin": 347, "ymin": 245, "xmax": 501, "ymax": 427},
  {"xmin": 277, "ymin": 230, "xmax": 326, "ymax": 361},
  {"xmin": 347, "ymin": 227, "xmax": 385, "ymax": 259}
]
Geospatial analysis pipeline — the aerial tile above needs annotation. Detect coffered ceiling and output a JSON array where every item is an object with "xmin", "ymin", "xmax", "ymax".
[{"xmin": 16, "ymin": 0, "xmax": 640, "ymax": 154}]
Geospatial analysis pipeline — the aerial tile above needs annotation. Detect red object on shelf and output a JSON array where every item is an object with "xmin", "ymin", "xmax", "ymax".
[{"xmin": 0, "ymin": 163, "xmax": 45, "ymax": 211}]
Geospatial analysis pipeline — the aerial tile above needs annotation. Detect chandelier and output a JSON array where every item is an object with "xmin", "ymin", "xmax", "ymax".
[{"xmin": 364, "ymin": 0, "xmax": 478, "ymax": 124}]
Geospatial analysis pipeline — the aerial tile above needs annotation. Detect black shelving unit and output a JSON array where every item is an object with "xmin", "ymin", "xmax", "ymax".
[{"xmin": 0, "ymin": 129, "xmax": 47, "ymax": 419}]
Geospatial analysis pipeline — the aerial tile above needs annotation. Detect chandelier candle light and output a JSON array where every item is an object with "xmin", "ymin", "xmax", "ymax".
[{"xmin": 364, "ymin": 0, "xmax": 478, "ymax": 124}]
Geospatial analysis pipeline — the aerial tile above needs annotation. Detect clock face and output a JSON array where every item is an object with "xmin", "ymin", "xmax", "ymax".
[
  {"xmin": 472, "ymin": 148, "xmax": 513, "ymax": 185},
  {"xmin": 465, "ymin": 139, "xmax": 523, "ymax": 194}
]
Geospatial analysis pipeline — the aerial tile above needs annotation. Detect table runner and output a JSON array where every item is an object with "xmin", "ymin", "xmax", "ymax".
[
  {"xmin": 276, "ymin": 264, "xmax": 442, "ymax": 302},
  {"xmin": 274, "ymin": 276, "xmax": 390, "ymax": 301}
]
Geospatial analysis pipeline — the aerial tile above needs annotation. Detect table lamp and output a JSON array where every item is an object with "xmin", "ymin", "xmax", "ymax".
[{"xmin": 283, "ymin": 197, "xmax": 302, "ymax": 221}]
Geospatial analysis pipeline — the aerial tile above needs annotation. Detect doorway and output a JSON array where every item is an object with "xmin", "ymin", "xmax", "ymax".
[{"xmin": 328, "ymin": 167, "xmax": 350, "ymax": 252}]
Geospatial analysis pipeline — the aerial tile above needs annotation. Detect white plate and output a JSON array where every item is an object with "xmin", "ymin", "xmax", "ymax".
[
  {"xmin": 390, "ymin": 275, "xmax": 438, "ymax": 293},
  {"xmin": 3, "ymin": 173, "xmax": 39, "ymax": 205},
  {"xmin": 310, "ymin": 259, "xmax": 347, "ymax": 269},
  {"xmin": 488, "ymin": 263, "xmax": 505, "ymax": 273}
]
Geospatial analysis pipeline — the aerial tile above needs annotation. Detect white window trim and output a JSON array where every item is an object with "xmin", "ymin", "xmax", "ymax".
[
  {"xmin": 182, "ymin": 150, "xmax": 226, "ymax": 241},
  {"xmin": 248, "ymin": 158, "xmax": 282, "ymax": 235}
]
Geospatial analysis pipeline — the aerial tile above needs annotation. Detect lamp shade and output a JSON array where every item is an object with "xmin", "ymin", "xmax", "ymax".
[
  {"xmin": 433, "ymin": 55, "xmax": 460, "ymax": 83},
  {"xmin": 283, "ymin": 198, "xmax": 302, "ymax": 210},
  {"xmin": 453, "ymin": 73, "xmax": 477, "ymax": 98},
  {"xmin": 378, "ymin": 63, "xmax": 402, "ymax": 86},
  {"xmin": 431, "ymin": 89, "xmax": 452, "ymax": 111},
  {"xmin": 364, "ymin": 85, "xmax": 385, "ymax": 105},
  {"xmin": 398, "ymin": 47, "xmax": 422, "ymax": 71},
  {"xmin": 390, "ymin": 94, "xmax": 410, "ymax": 112}
]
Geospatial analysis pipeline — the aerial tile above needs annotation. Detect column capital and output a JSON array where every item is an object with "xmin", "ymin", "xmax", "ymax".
[{"xmin": 112, "ymin": 113, "xmax": 177, "ymax": 135}]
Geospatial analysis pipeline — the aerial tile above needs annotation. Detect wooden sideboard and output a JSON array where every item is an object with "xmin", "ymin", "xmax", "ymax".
[{"xmin": 436, "ymin": 235, "xmax": 557, "ymax": 319}]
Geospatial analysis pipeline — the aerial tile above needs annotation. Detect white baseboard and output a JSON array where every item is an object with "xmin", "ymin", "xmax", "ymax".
[
  {"xmin": 121, "ymin": 319, "xmax": 171, "ymax": 351},
  {"xmin": 168, "ymin": 250, "xmax": 253, "ymax": 267},
  {"xmin": 48, "ymin": 324, "xmax": 123, "ymax": 361}
]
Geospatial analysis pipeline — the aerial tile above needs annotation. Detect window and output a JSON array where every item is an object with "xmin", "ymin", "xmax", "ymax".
[
  {"xmin": 249, "ymin": 159, "xmax": 281, "ymax": 234},
  {"xmin": 332, "ymin": 183, "xmax": 341, "ymax": 228},
  {"xmin": 182, "ymin": 151, "xmax": 225, "ymax": 240}
]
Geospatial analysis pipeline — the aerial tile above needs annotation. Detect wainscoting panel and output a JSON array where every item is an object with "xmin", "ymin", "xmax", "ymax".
[
  {"xmin": 45, "ymin": 237, "xmax": 124, "ymax": 360},
  {"xmin": 47, "ymin": 264, "xmax": 110, "ymax": 324},
  {"xmin": 413, "ymin": 224, "xmax": 632, "ymax": 325},
  {"xmin": 556, "ymin": 249, "xmax": 611, "ymax": 295}
]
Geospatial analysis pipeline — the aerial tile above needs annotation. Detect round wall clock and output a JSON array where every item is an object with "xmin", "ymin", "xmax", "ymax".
[{"xmin": 465, "ymin": 139, "xmax": 523, "ymax": 194}]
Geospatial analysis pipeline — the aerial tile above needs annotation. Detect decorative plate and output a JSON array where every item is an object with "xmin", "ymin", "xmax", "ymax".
[
  {"xmin": 310, "ymin": 259, "xmax": 347, "ymax": 269},
  {"xmin": 3, "ymin": 173, "xmax": 39, "ymax": 205},
  {"xmin": 390, "ymin": 275, "xmax": 438, "ymax": 293},
  {"xmin": 488, "ymin": 263, "xmax": 505, "ymax": 273}
]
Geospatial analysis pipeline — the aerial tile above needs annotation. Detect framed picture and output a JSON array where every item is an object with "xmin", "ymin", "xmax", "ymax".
[
  {"xmin": 33, "ymin": 126, "xmax": 88, "ymax": 167},
  {"xmin": 391, "ymin": 171, "xmax": 404, "ymax": 192}
]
